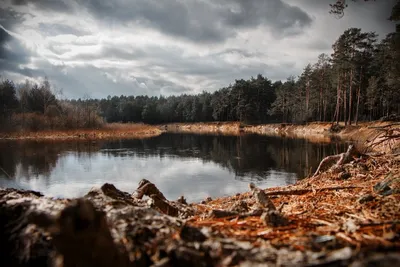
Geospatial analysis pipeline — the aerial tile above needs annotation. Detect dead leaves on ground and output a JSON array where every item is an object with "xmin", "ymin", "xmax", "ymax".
[{"xmin": 188, "ymin": 153, "xmax": 400, "ymax": 251}]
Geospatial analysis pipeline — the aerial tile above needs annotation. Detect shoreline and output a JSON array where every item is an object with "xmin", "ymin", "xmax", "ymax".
[
  {"xmin": 1, "ymin": 149, "xmax": 399, "ymax": 266},
  {"xmin": 163, "ymin": 121, "xmax": 399, "ymax": 153},
  {"xmin": 1, "ymin": 121, "xmax": 398, "ymax": 154},
  {"xmin": 0, "ymin": 123, "xmax": 163, "ymax": 141}
]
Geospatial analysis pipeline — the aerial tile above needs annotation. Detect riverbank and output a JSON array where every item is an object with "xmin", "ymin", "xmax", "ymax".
[
  {"xmin": 0, "ymin": 123, "xmax": 162, "ymax": 141},
  {"xmin": 1, "ymin": 145, "xmax": 399, "ymax": 266},
  {"xmin": 164, "ymin": 121, "xmax": 400, "ymax": 153}
]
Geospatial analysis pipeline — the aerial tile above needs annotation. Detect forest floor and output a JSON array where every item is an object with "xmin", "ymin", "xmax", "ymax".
[
  {"xmin": 0, "ymin": 120, "xmax": 399, "ymax": 266},
  {"xmin": 0, "ymin": 123, "xmax": 162, "ymax": 141}
]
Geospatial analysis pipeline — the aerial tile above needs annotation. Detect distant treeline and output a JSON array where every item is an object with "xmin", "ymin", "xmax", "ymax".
[
  {"xmin": 0, "ymin": 79, "xmax": 103, "ymax": 131},
  {"xmin": 79, "ymin": 27, "xmax": 399, "ymax": 125},
  {"xmin": 1, "ymin": 26, "xmax": 399, "ymax": 130}
]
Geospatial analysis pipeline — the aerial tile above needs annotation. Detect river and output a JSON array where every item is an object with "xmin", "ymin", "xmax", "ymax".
[{"xmin": 0, "ymin": 133, "xmax": 347, "ymax": 202}]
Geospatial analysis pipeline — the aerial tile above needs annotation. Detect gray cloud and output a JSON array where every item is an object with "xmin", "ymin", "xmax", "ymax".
[
  {"xmin": 0, "ymin": 7, "xmax": 26, "ymax": 29},
  {"xmin": 220, "ymin": 0, "xmax": 313, "ymax": 35},
  {"xmin": 11, "ymin": 0, "xmax": 72, "ymax": 13},
  {"xmin": 82, "ymin": 0, "xmax": 313, "ymax": 42},
  {"xmin": 0, "ymin": 0, "xmax": 397, "ymax": 98},
  {"xmin": 5, "ymin": 0, "xmax": 314, "ymax": 43},
  {"xmin": 38, "ymin": 23, "xmax": 89, "ymax": 37},
  {"xmin": 0, "ymin": 27, "xmax": 37, "ymax": 77}
]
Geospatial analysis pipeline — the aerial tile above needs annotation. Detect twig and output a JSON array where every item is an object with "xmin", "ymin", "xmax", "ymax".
[
  {"xmin": 265, "ymin": 186, "xmax": 364, "ymax": 196},
  {"xmin": 359, "ymin": 221, "xmax": 400, "ymax": 227},
  {"xmin": 368, "ymin": 123, "xmax": 400, "ymax": 129}
]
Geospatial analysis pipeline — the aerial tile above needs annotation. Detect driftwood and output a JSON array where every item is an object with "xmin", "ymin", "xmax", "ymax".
[
  {"xmin": 313, "ymin": 144, "xmax": 361, "ymax": 177},
  {"xmin": 132, "ymin": 179, "xmax": 166, "ymax": 200},
  {"xmin": 148, "ymin": 194, "xmax": 179, "ymax": 217},
  {"xmin": 132, "ymin": 179, "xmax": 189, "ymax": 217}
]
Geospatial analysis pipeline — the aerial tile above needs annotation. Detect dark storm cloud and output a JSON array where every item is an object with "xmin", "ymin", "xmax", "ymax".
[
  {"xmin": 6, "ymin": 0, "xmax": 313, "ymax": 43},
  {"xmin": 0, "ymin": 7, "xmax": 26, "ymax": 29},
  {"xmin": 0, "ymin": 27, "xmax": 36, "ymax": 77},
  {"xmin": 82, "ymin": 0, "xmax": 313, "ymax": 42},
  {"xmin": 11, "ymin": 0, "xmax": 72, "ymax": 12},
  {"xmin": 220, "ymin": 0, "xmax": 313, "ymax": 33}
]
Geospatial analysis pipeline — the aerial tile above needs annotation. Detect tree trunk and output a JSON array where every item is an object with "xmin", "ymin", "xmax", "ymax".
[
  {"xmin": 333, "ymin": 73, "xmax": 341, "ymax": 125},
  {"xmin": 355, "ymin": 67, "xmax": 362, "ymax": 125},
  {"xmin": 343, "ymin": 72, "xmax": 347, "ymax": 126},
  {"xmin": 319, "ymin": 70, "xmax": 325, "ymax": 121},
  {"xmin": 348, "ymin": 68, "xmax": 353, "ymax": 125},
  {"xmin": 306, "ymin": 79, "xmax": 310, "ymax": 122}
]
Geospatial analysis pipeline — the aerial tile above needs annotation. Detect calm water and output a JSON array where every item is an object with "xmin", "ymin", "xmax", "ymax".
[{"xmin": 0, "ymin": 133, "xmax": 347, "ymax": 202}]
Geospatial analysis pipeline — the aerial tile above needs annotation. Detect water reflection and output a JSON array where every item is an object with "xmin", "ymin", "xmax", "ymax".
[{"xmin": 0, "ymin": 133, "xmax": 347, "ymax": 202}]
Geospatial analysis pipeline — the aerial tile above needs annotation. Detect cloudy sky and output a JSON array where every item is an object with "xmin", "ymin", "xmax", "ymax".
[{"xmin": 0, "ymin": 0, "xmax": 396, "ymax": 99}]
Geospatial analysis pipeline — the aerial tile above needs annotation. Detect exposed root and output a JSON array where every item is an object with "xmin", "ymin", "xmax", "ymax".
[{"xmin": 313, "ymin": 144, "xmax": 362, "ymax": 177}]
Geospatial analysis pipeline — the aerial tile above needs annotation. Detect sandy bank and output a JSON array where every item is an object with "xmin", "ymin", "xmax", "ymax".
[
  {"xmin": 0, "ymin": 123, "xmax": 163, "ymax": 141},
  {"xmin": 164, "ymin": 121, "xmax": 400, "ymax": 152}
]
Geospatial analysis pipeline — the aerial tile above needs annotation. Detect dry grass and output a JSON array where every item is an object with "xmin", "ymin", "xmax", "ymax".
[
  {"xmin": 0, "ymin": 123, "xmax": 163, "ymax": 141},
  {"xmin": 164, "ymin": 122, "xmax": 242, "ymax": 136}
]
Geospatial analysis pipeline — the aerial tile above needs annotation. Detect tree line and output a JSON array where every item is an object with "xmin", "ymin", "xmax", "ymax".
[
  {"xmin": 1, "ymin": 23, "xmax": 399, "ymax": 130},
  {"xmin": 0, "ymin": 79, "xmax": 103, "ymax": 131},
  {"xmin": 82, "ymin": 25, "xmax": 400, "ymax": 125}
]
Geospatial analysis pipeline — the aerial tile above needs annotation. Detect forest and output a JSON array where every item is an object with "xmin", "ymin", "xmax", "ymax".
[{"xmin": 1, "ymin": 17, "xmax": 399, "ymax": 129}]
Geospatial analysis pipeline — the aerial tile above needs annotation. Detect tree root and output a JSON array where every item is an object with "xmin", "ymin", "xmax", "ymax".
[{"xmin": 313, "ymin": 144, "xmax": 362, "ymax": 177}]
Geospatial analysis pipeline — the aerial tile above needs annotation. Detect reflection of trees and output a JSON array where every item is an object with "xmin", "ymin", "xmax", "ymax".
[
  {"xmin": 0, "ymin": 141, "xmax": 101, "ymax": 180},
  {"xmin": 101, "ymin": 133, "xmax": 348, "ymax": 180},
  {"xmin": 0, "ymin": 134, "xmax": 348, "ymax": 183}
]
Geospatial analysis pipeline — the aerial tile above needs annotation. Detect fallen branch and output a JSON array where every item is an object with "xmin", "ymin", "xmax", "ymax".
[
  {"xmin": 265, "ymin": 186, "xmax": 364, "ymax": 196},
  {"xmin": 313, "ymin": 145, "xmax": 361, "ymax": 177},
  {"xmin": 368, "ymin": 123, "xmax": 400, "ymax": 129},
  {"xmin": 132, "ymin": 179, "xmax": 166, "ymax": 200}
]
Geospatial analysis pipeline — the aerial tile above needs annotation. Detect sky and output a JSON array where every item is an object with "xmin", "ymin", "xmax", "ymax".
[{"xmin": 0, "ymin": 0, "xmax": 397, "ymax": 99}]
